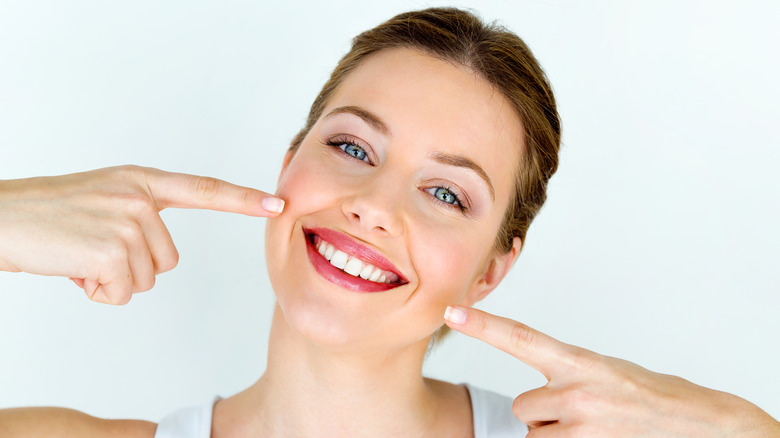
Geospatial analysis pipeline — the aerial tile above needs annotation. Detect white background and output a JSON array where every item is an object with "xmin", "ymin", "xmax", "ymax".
[{"xmin": 1, "ymin": 0, "xmax": 778, "ymax": 423}]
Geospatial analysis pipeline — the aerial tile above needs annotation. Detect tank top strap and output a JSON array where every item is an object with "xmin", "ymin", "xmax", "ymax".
[
  {"xmin": 464, "ymin": 383, "xmax": 529, "ymax": 437},
  {"xmin": 154, "ymin": 396, "xmax": 221, "ymax": 438}
]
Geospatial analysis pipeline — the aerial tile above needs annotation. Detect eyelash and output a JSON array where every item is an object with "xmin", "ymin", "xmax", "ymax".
[
  {"xmin": 427, "ymin": 186, "xmax": 467, "ymax": 212},
  {"xmin": 325, "ymin": 136, "xmax": 469, "ymax": 213},
  {"xmin": 326, "ymin": 136, "xmax": 372, "ymax": 164}
]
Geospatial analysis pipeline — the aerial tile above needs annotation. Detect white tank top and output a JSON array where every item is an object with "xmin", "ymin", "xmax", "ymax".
[{"xmin": 154, "ymin": 383, "xmax": 528, "ymax": 437}]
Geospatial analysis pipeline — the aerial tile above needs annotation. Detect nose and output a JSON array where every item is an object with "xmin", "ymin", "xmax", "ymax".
[{"xmin": 341, "ymin": 175, "xmax": 404, "ymax": 237}]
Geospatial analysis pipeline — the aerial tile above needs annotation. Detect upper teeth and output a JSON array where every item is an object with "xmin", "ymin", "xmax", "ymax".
[{"xmin": 314, "ymin": 236, "xmax": 399, "ymax": 284}]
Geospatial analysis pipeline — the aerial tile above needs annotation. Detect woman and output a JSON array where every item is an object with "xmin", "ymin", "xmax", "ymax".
[{"xmin": 1, "ymin": 7, "xmax": 778, "ymax": 437}]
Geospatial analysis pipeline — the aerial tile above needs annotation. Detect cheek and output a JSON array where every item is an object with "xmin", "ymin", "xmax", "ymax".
[
  {"xmin": 277, "ymin": 159, "xmax": 329, "ymax": 209},
  {"xmin": 410, "ymin": 225, "xmax": 484, "ymax": 306},
  {"xmin": 276, "ymin": 150, "xmax": 359, "ymax": 211}
]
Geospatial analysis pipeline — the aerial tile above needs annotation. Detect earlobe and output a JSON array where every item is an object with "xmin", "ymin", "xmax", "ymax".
[{"xmin": 462, "ymin": 237, "xmax": 522, "ymax": 307}]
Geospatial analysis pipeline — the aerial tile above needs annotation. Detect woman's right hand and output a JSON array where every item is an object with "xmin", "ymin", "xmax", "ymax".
[
  {"xmin": 445, "ymin": 306, "xmax": 780, "ymax": 437},
  {"xmin": 0, "ymin": 165, "xmax": 284, "ymax": 305}
]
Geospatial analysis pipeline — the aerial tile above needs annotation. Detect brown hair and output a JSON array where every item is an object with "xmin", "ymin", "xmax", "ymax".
[{"xmin": 290, "ymin": 7, "xmax": 560, "ymax": 254}]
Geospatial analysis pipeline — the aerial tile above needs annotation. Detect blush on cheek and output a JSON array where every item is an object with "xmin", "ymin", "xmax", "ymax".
[
  {"xmin": 278, "ymin": 159, "xmax": 346, "ymax": 210},
  {"xmin": 416, "ymin": 234, "xmax": 480, "ymax": 295}
]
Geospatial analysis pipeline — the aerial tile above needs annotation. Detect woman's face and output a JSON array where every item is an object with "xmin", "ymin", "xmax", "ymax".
[{"xmin": 265, "ymin": 47, "xmax": 522, "ymax": 353}]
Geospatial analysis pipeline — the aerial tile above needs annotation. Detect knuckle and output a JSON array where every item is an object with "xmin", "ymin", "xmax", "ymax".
[
  {"xmin": 98, "ymin": 238, "xmax": 128, "ymax": 266},
  {"xmin": 192, "ymin": 176, "xmax": 220, "ymax": 201},
  {"xmin": 112, "ymin": 165, "xmax": 145, "ymax": 183},
  {"xmin": 112, "ymin": 292, "xmax": 132, "ymax": 305},
  {"xmin": 241, "ymin": 187, "xmax": 256, "ymax": 205},
  {"xmin": 566, "ymin": 384, "xmax": 594, "ymax": 408},
  {"xmin": 511, "ymin": 395, "xmax": 526, "ymax": 420},
  {"xmin": 116, "ymin": 164, "xmax": 141, "ymax": 173},
  {"xmin": 135, "ymin": 274, "xmax": 156, "ymax": 293},
  {"xmin": 104, "ymin": 283, "xmax": 132, "ymax": 305},
  {"xmin": 112, "ymin": 164, "xmax": 135, "ymax": 176},
  {"xmin": 563, "ymin": 383, "xmax": 605, "ymax": 417},
  {"xmin": 122, "ymin": 192, "xmax": 156, "ymax": 215},
  {"xmin": 509, "ymin": 322, "xmax": 535, "ymax": 351},
  {"xmin": 114, "ymin": 218, "xmax": 141, "ymax": 241},
  {"xmin": 157, "ymin": 247, "xmax": 179, "ymax": 273},
  {"xmin": 477, "ymin": 314, "xmax": 489, "ymax": 333},
  {"xmin": 567, "ymin": 347, "xmax": 602, "ymax": 374}
]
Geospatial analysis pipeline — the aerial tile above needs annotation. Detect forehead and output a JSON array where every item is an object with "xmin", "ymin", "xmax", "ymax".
[{"xmin": 323, "ymin": 47, "xmax": 523, "ymax": 200}]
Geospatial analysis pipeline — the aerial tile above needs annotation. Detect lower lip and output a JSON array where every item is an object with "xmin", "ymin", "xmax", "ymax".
[{"xmin": 304, "ymin": 233, "xmax": 401, "ymax": 293}]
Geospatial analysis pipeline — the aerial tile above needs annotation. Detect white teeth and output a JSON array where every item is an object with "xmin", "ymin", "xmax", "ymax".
[
  {"xmin": 313, "ymin": 235, "xmax": 400, "ymax": 285},
  {"xmin": 330, "ymin": 250, "xmax": 348, "ymax": 269},
  {"xmin": 324, "ymin": 244, "xmax": 335, "ymax": 260},
  {"xmin": 343, "ymin": 258, "xmax": 363, "ymax": 276},
  {"xmin": 359, "ymin": 265, "xmax": 373, "ymax": 280}
]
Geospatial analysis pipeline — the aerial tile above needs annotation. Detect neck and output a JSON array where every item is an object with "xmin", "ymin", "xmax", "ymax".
[{"xmin": 223, "ymin": 304, "xmax": 445, "ymax": 438}]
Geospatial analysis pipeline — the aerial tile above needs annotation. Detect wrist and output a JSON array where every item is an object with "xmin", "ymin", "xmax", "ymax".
[{"xmin": 718, "ymin": 393, "xmax": 780, "ymax": 437}]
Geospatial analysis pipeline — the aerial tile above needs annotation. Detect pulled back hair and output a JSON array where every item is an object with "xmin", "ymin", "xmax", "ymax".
[{"xmin": 290, "ymin": 7, "xmax": 561, "ymax": 253}]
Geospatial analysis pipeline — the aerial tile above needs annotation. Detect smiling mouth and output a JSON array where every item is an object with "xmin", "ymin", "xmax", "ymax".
[{"xmin": 304, "ymin": 228, "xmax": 408, "ymax": 293}]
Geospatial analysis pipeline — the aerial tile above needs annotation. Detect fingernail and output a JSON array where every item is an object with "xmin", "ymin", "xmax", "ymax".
[
  {"xmin": 444, "ymin": 306, "xmax": 467, "ymax": 325},
  {"xmin": 262, "ymin": 197, "xmax": 285, "ymax": 213}
]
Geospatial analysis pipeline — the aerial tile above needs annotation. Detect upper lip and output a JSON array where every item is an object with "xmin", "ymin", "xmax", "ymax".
[{"xmin": 304, "ymin": 227, "xmax": 408, "ymax": 284}]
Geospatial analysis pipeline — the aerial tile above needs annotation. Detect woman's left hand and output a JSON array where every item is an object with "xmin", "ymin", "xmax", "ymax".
[{"xmin": 444, "ymin": 306, "xmax": 780, "ymax": 437}]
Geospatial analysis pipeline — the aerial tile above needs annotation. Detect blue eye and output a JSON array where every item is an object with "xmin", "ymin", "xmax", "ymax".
[
  {"xmin": 426, "ymin": 187, "xmax": 466, "ymax": 212},
  {"xmin": 326, "ymin": 137, "xmax": 371, "ymax": 164},
  {"xmin": 434, "ymin": 187, "xmax": 457, "ymax": 204},
  {"xmin": 341, "ymin": 143, "xmax": 368, "ymax": 162}
]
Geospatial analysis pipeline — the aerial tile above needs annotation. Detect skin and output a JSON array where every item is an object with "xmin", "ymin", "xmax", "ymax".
[
  {"xmin": 212, "ymin": 47, "xmax": 522, "ymax": 437},
  {"xmin": 0, "ymin": 165, "xmax": 283, "ymax": 305},
  {"xmin": 446, "ymin": 307, "xmax": 780, "ymax": 437},
  {"xmin": 264, "ymin": 47, "xmax": 521, "ymax": 354},
  {"xmin": 0, "ymin": 48, "xmax": 777, "ymax": 437},
  {"xmin": 0, "ymin": 166, "xmax": 283, "ymax": 437}
]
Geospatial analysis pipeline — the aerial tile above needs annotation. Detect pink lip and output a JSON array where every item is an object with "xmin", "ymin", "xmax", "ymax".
[{"xmin": 303, "ymin": 227, "xmax": 408, "ymax": 293}]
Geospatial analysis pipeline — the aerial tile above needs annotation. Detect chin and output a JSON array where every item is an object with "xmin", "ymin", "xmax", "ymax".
[{"xmin": 278, "ymin": 298, "xmax": 372, "ymax": 348}]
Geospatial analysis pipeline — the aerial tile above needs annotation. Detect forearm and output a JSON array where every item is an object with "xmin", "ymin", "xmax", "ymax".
[
  {"xmin": 0, "ymin": 179, "xmax": 21, "ymax": 272},
  {"xmin": 0, "ymin": 407, "xmax": 103, "ymax": 437},
  {"xmin": 0, "ymin": 407, "xmax": 156, "ymax": 437},
  {"xmin": 723, "ymin": 396, "xmax": 780, "ymax": 438}
]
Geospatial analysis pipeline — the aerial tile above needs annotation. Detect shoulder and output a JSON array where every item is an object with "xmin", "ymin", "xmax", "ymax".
[
  {"xmin": 465, "ymin": 384, "xmax": 529, "ymax": 438},
  {"xmin": 0, "ymin": 407, "xmax": 156, "ymax": 438}
]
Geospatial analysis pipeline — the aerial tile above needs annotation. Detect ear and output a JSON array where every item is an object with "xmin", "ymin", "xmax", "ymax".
[{"xmin": 462, "ymin": 236, "xmax": 522, "ymax": 307}]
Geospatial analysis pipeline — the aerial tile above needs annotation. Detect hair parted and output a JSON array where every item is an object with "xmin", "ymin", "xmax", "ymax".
[{"xmin": 290, "ymin": 7, "xmax": 561, "ymax": 253}]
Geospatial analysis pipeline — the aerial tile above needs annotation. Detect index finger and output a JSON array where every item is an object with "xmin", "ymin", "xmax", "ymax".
[
  {"xmin": 143, "ymin": 168, "xmax": 285, "ymax": 217},
  {"xmin": 444, "ymin": 306, "xmax": 572, "ymax": 379}
]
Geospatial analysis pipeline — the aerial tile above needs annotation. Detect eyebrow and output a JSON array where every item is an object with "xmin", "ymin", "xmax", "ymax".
[
  {"xmin": 431, "ymin": 152, "xmax": 495, "ymax": 200},
  {"xmin": 324, "ymin": 106, "xmax": 391, "ymax": 136}
]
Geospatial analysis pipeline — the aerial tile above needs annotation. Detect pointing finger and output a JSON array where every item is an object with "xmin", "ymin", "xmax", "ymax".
[
  {"xmin": 143, "ymin": 167, "xmax": 285, "ymax": 217},
  {"xmin": 444, "ymin": 306, "xmax": 572, "ymax": 379}
]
